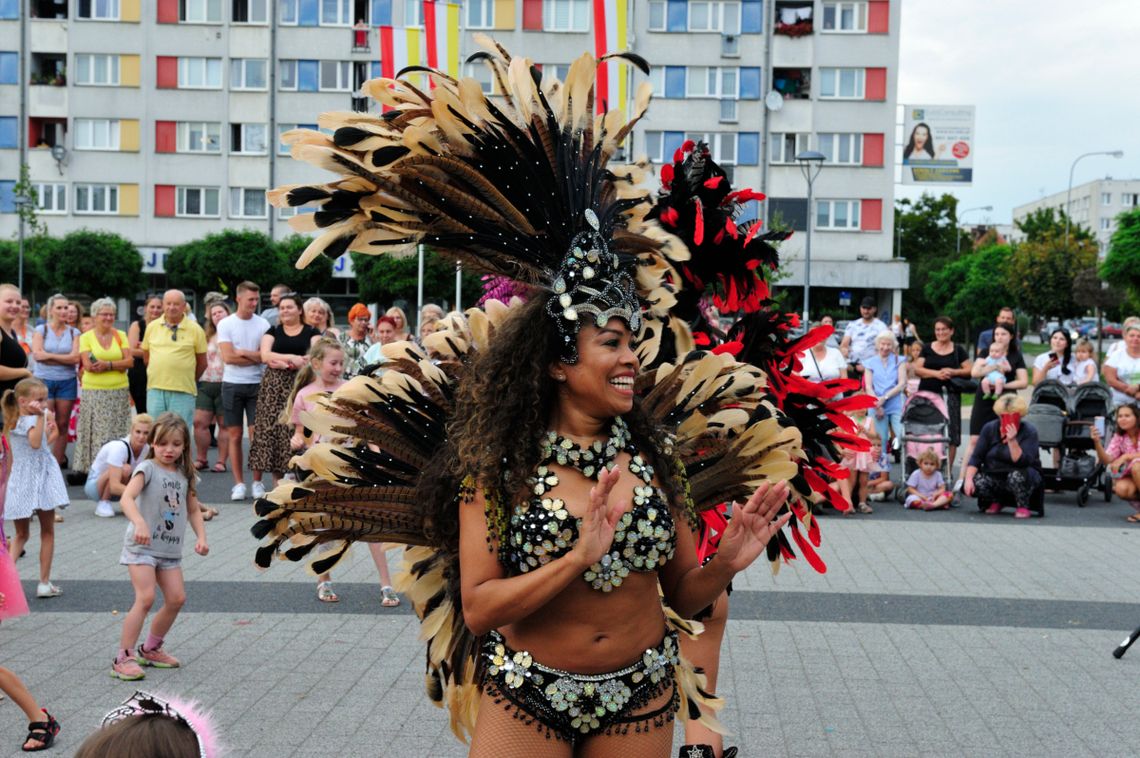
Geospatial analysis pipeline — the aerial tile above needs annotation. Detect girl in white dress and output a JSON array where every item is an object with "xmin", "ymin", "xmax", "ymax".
[{"xmin": 2, "ymin": 377, "xmax": 69, "ymax": 598}]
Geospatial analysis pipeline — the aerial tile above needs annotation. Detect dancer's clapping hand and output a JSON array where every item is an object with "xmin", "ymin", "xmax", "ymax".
[
  {"xmin": 572, "ymin": 465, "xmax": 626, "ymax": 568},
  {"xmin": 714, "ymin": 481, "xmax": 792, "ymax": 574}
]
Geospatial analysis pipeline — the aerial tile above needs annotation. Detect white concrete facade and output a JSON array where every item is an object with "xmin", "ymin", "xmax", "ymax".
[
  {"xmin": 1, "ymin": 0, "xmax": 905, "ymax": 307},
  {"xmin": 1011, "ymin": 178, "xmax": 1140, "ymax": 252}
]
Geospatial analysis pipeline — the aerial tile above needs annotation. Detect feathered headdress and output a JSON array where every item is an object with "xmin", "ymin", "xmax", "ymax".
[{"xmin": 267, "ymin": 36, "xmax": 687, "ymax": 362}]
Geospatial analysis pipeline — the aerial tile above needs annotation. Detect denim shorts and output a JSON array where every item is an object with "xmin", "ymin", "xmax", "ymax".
[
  {"xmin": 83, "ymin": 476, "xmax": 122, "ymax": 502},
  {"xmin": 42, "ymin": 376, "xmax": 78, "ymax": 401},
  {"xmin": 119, "ymin": 548, "xmax": 181, "ymax": 571}
]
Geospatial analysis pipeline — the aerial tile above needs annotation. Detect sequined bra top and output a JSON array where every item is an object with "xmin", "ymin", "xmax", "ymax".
[{"xmin": 498, "ymin": 419, "xmax": 678, "ymax": 592}]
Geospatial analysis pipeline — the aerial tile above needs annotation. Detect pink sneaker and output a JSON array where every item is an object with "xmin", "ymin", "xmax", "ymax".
[
  {"xmin": 1014, "ymin": 507, "xmax": 1031, "ymax": 519},
  {"xmin": 136, "ymin": 645, "xmax": 181, "ymax": 669},
  {"xmin": 985, "ymin": 503, "xmax": 1002, "ymax": 514},
  {"xmin": 111, "ymin": 657, "xmax": 145, "ymax": 681}
]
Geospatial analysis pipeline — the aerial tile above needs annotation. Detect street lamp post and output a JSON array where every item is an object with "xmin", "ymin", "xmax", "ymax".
[
  {"xmin": 12, "ymin": 193, "xmax": 31, "ymax": 293},
  {"xmin": 956, "ymin": 205, "xmax": 993, "ymax": 255},
  {"xmin": 1066, "ymin": 150, "xmax": 1124, "ymax": 243},
  {"xmin": 795, "ymin": 150, "xmax": 825, "ymax": 327}
]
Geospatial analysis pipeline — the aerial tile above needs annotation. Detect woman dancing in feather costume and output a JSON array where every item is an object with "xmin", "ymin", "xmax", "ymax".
[{"xmin": 252, "ymin": 38, "xmax": 847, "ymax": 756}]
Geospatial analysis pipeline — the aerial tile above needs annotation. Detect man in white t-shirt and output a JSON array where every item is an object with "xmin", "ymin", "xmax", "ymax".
[
  {"xmin": 1103, "ymin": 324, "xmax": 1140, "ymax": 407},
  {"xmin": 217, "ymin": 280, "xmax": 270, "ymax": 501},
  {"xmin": 85, "ymin": 414, "xmax": 152, "ymax": 517},
  {"xmin": 839, "ymin": 296, "xmax": 889, "ymax": 371}
]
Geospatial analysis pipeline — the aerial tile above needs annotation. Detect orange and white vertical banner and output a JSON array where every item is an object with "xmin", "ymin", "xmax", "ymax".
[{"xmin": 592, "ymin": 0, "xmax": 628, "ymax": 115}]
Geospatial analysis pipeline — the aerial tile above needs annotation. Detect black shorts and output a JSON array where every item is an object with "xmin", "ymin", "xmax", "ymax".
[{"xmin": 222, "ymin": 382, "xmax": 259, "ymax": 428}]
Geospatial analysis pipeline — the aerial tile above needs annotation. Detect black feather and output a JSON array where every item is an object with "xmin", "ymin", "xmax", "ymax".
[
  {"xmin": 333, "ymin": 126, "xmax": 375, "ymax": 148},
  {"xmin": 601, "ymin": 51, "xmax": 651, "ymax": 76},
  {"xmin": 371, "ymin": 145, "xmax": 412, "ymax": 167},
  {"xmin": 253, "ymin": 498, "xmax": 279, "ymax": 517},
  {"xmin": 249, "ymin": 519, "xmax": 274, "ymax": 539}
]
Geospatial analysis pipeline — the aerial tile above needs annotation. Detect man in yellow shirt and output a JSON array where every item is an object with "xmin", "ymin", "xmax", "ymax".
[{"xmin": 141, "ymin": 289, "xmax": 207, "ymax": 427}]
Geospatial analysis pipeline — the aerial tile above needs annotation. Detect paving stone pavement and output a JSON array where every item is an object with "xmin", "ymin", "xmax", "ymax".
[{"xmin": 2, "ymin": 462, "xmax": 1139, "ymax": 756}]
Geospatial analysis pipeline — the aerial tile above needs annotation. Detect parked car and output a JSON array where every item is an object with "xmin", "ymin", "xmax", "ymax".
[
  {"xmin": 1039, "ymin": 320, "xmax": 1062, "ymax": 342},
  {"xmin": 1099, "ymin": 322, "xmax": 1122, "ymax": 339},
  {"xmin": 1077, "ymin": 317, "xmax": 1098, "ymax": 337}
]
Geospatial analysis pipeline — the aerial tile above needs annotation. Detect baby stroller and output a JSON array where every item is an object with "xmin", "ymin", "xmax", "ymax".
[
  {"xmin": 1028, "ymin": 380, "xmax": 1114, "ymax": 506},
  {"xmin": 893, "ymin": 392, "xmax": 952, "ymax": 503}
]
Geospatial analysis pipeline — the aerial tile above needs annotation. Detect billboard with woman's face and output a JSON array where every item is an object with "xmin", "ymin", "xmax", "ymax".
[{"xmin": 901, "ymin": 105, "xmax": 975, "ymax": 184}]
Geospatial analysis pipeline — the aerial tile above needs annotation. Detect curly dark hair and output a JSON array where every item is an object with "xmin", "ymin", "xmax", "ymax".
[{"xmin": 415, "ymin": 296, "xmax": 687, "ymax": 563}]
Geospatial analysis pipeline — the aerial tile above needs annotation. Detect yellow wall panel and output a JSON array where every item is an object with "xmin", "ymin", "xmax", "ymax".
[
  {"xmin": 119, "ymin": 119, "xmax": 140, "ymax": 151},
  {"xmin": 119, "ymin": 55, "xmax": 140, "ymax": 87},
  {"xmin": 118, "ymin": 184, "xmax": 139, "ymax": 216},
  {"xmin": 120, "ymin": 0, "xmax": 141, "ymax": 22},
  {"xmin": 493, "ymin": 0, "xmax": 515, "ymax": 29}
]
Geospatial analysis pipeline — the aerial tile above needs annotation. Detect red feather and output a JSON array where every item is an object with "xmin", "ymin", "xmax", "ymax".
[
  {"xmin": 703, "ymin": 176, "xmax": 724, "ymax": 189},
  {"xmin": 660, "ymin": 163, "xmax": 674, "ymax": 185},
  {"xmin": 791, "ymin": 523, "xmax": 827, "ymax": 573},
  {"xmin": 693, "ymin": 197, "xmax": 704, "ymax": 246}
]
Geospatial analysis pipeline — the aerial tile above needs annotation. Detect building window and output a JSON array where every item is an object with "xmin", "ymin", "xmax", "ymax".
[
  {"xmin": 1123, "ymin": 193, "xmax": 1138, "ymax": 207},
  {"xmin": 75, "ymin": 54, "xmax": 120, "ymax": 86},
  {"xmin": 770, "ymin": 132, "xmax": 809, "ymax": 164},
  {"xmin": 277, "ymin": 122, "xmax": 318, "ymax": 154},
  {"xmin": 180, "ymin": 0, "xmax": 223, "ymax": 23},
  {"xmin": 178, "ymin": 57, "xmax": 223, "ymax": 89},
  {"xmin": 321, "ymin": 0, "xmax": 352, "ymax": 25},
  {"xmin": 74, "ymin": 119, "xmax": 120, "ymax": 150},
  {"xmin": 817, "ymin": 133, "xmax": 862, "ymax": 165},
  {"xmin": 467, "ymin": 0, "xmax": 494, "ymax": 28},
  {"xmin": 465, "ymin": 62, "xmax": 494, "ymax": 94},
  {"xmin": 1100, "ymin": 218, "xmax": 1112, "ymax": 231},
  {"xmin": 77, "ymin": 0, "xmax": 120, "ymax": 20},
  {"xmin": 774, "ymin": 1, "xmax": 813, "ymax": 35},
  {"xmin": 819, "ymin": 67, "xmax": 864, "ymax": 99},
  {"xmin": 1102, "ymin": 192, "xmax": 1113, "ymax": 206},
  {"xmin": 233, "ymin": 0, "xmax": 268, "ymax": 22},
  {"xmin": 648, "ymin": 0, "xmax": 666, "ymax": 30},
  {"xmin": 175, "ymin": 121, "xmax": 221, "ymax": 153},
  {"xmin": 278, "ymin": 205, "xmax": 316, "ymax": 219},
  {"xmin": 772, "ymin": 67, "xmax": 810, "ymax": 99},
  {"xmin": 543, "ymin": 0, "xmax": 589, "ymax": 31},
  {"xmin": 231, "ymin": 123, "xmax": 268, "ymax": 154},
  {"xmin": 816, "ymin": 199, "xmax": 860, "ymax": 230},
  {"xmin": 690, "ymin": 1, "xmax": 741, "ymax": 33},
  {"xmin": 279, "ymin": 0, "xmax": 298, "ymax": 24},
  {"xmin": 685, "ymin": 132, "xmax": 737, "ymax": 164},
  {"xmin": 319, "ymin": 60, "xmax": 352, "ymax": 91},
  {"xmin": 177, "ymin": 186, "xmax": 220, "ymax": 217},
  {"xmin": 685, "ymin": 67, "xmax": 739, "ymax": 98},
  {"xmin": 33, "ymin": 182, "xmax": 66, "ymax": 214},
  {"xmin": 229, "ymin": 187, "xmax": 267, "ymax": 218},
  {"xmin": 75, "ymin": 183, "xmax": 118, "ymax": 214},
  {"xmin": 821, "ymin": 1, "xmax": 866, "ymax": 32},
  {"xmin": 404, "ymin": 0, "xmax": 423, "ymax": 26},
  {"xmin": 230, "ymin": 58, "xmax": 268, "ymax": 90}
]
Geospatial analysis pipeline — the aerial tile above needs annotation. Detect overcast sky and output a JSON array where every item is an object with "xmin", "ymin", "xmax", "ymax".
[{"xmin": 895, "ymin": 0, "xmax": 1140, "ymax": 225}]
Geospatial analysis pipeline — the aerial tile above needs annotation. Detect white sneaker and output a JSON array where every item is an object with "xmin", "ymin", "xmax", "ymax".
[
  {"xmin": 94, "ymin": 500, "xmax": 115, "ymax": 518},
  {"xmin": 251, "ymin": 481, "xmax": 267, "ymax": 499},
  {"xmin": 36, "ymin": 582, "xmax": 62, "ymax": 598},
  {"xmin": 868, "ymin": 492, "xmax": 886, "ymax": 502},
  {"xmin": 230, "ymin": 483, "xmax": 248, "ymax": 501}
]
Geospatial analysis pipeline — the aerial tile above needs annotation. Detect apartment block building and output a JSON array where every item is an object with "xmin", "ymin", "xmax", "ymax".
[
  {"xmin": 0, "ymin": 0, "xmax": 904, "ymax": 310},
  {"xmin": 1011, "ymin": 178, "xmax": 1140, "ymax": 254}
]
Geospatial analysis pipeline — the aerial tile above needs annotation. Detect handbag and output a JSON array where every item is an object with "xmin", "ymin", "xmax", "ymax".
[{"xmin": 948, "ymin": 376, "xmax": 978, "ymax": 394}]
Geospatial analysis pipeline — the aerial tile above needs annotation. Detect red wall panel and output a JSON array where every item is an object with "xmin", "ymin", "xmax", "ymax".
[
  {"xmin": 157, "ymin": 0, "xmax": 179, "ymax": 24},
  {"xmin": 155, "ymin": 185, "xmax": 176, "ymax": 217},
  {"xmin": 155, "ymin": 121, "xmax": 176, "ymax": 153},
  {"xmin": 861, "ymin": 199, "xmax": 883, "ymax": 232},
  {"xmin": 863, "ymin": 133, "xmax": 884, "ymax": 167},
  {"xmin": 522, "ymin": 0, "xmax": 543, "ymax": 29},
  {"xmin": 865, "ymin": 68, "xmax": 886, "ymax": 101},
  {"xmin": 868, "ymin": 1, "xmax": 889, "ymax": 33},
  {"xmin": 156, "ymin": 56, "xmax": 178, "ymax": 89}
]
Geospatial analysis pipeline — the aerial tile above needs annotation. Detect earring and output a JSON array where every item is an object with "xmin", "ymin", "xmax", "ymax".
[{"xmin": 555, "ymin": 373, "xmax": 566, "ymax": 381}]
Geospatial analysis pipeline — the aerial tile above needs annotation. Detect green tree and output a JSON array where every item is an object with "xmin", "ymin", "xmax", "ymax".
[
  {"xmin": 351, "ymin": 247, "xmax": 481, "ymax": 308},
  {"xmin": 166, "ymin": 229, "xmax": 286, "ymax": 296},
  {"xmin": 1005, "ymin": 233, "xmax": 1097, "ymax": 320},
  {"xmin": 0, "ymin": 235, "xmax": 54, "ymax": 295},
  {"xmin": 276, "ymin": 234, "xmax": 334, "ymax": 294},
  {"xmin": 895, "ymin": 193, "xmax": 967, "ymax": 331},
  {"xmin": 924, "ymin": 243, "xmax": 1014, "ymax": 339},
  {"xmin": 12, "ymin": 163, "xmax": 46, "ymax": 237},
  {"xmin": 47, "ymin": 230, "xmax": 142, "ymax": 298},
  {"xmin": 1015, "ymin": 207, "xmax": 1094, "ymax": 244},
  {"xmin": 1101, "ymin": 207, "xmax": 1140, "ymax": 295}
]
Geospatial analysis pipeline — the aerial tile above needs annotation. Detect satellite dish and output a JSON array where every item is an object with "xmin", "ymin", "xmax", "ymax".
[{"xmin": 765, "ymin": 91, "xmax": 784, "ymax": 112}]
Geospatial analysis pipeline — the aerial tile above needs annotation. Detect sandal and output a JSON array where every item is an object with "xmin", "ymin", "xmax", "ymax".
[
  {"xmin": 194, "ymin": 460, "xmax": 208, "ymax": 471},
  {"xmin": 211, "ymin": 461, "xmax": 227, "ymax": 473},
  {"xmin": 1126, "ymin": 513, "xmax": 1140, "ymax": 523},
  {"xmin": 317, "ymin": 581, "xmax": 339, "ymax": 603},
  {"xmin": 22, "ymin": 710, "xmax": 60, "ymax": 752},
  {"xmin": 201, "ymin": 507, "xmax": 219, "ymax": 522},
  {"xmin": 381, "ymin": 586, "xmax": 400, "ymax": 607},
  {"xmin": 857, "ymin": 502, "xmax": 873, "ymax": 514}
]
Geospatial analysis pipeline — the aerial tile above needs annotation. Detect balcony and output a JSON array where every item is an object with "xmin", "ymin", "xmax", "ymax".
[
  {"xmin": 772, "ymin": 67, "xmax": 810, "ymax": 100},
  {"xmin": 28, "ymin": 85, "xmax": 68, "ymax": 118},
  {"xmin": 774, "ymin": 1, "xmax": 814, "ymax": 37},
  {"xmin": 29, "ymin": 117, "xmax": 67, "ymax": 150},
  {"xmin": 30, "ymin": 53, "xmax": 67, "ymax": 87},
  {"xmin": 30, "ymin": 0, "xmax": 68, "ymax": 19},
  {"xmin": 351, "ymin": 26, "xmax": 371, "ymax": 53},
  {"xmin": 29, "ymin": 15, "xmax": 69, "ymax": 53}
]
